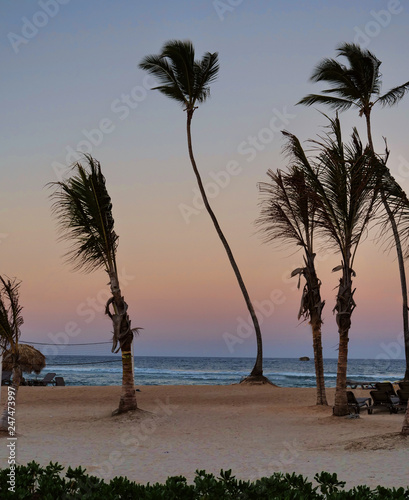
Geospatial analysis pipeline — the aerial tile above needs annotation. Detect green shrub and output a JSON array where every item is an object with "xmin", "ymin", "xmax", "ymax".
[{"xmin": 0, "ymin": 462, "xmax": 408, "ymax": 499}]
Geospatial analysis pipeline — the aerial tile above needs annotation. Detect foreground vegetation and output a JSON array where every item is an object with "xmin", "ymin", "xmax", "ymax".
[{"xmin": 1, "ymin": 462, "xmax": 408, "ymax": 499}]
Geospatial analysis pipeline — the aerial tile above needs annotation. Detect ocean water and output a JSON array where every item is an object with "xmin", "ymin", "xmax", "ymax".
[{"xmin": 29, "ymin": 355, "xmax": 406, "ymax": 387}]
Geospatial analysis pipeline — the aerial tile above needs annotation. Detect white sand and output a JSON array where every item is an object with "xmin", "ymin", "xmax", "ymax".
[{"xmin": 1, "ymin": 385, "xmax": 408, "ymax": 489}]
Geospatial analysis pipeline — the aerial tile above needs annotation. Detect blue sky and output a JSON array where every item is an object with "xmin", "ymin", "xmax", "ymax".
[{"xmin": 1, "ymin": 0, "xmax": 409, "ymax": 360}]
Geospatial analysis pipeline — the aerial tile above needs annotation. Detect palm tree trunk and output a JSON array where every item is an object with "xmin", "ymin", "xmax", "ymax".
[
  {"xmin": 311, "ymin": 318, "xmax": 327, "ymax": 405},
  {"xmin": 0, "ymin": 365, "xmax": 21, "ymax": 431},
  {"xmin": 402, "ymin": 402, "xmax": 409, "ymax": 435},
  {"xmin": 382, "ymin": 195, "xmax": 409, "ymax": 380},
  {"xmin": 333, "ymin": 267, "xmax": 354, "ymax": 416},
  {"xmin": 365, "ymin": 112, "xmax": 374, "ymax": 152},
  {"xmin": 108, "ymin": 271, "xmax": 138, "ymax": 414},
  {"xmin": 304, "ymin": 255, "xmax": 327, "ymax": 405},
  {"xmin": 186, "ymin": 110, "xmax": 267, "ymax": 382},
  {"xmin": 117, "ymin": 336, "xmax": 137, "ymax": 414},
  {"xmin": 304, "ymin": 252, "xmax": 328, "ymax": 405}
]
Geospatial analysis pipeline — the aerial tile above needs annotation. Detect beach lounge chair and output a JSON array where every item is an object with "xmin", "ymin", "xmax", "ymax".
[
  {"xmin": 1, "ymin": 371, "xmax": 12, "ymax": 386},
  {"xmin": 34, "ymin": 372, "xmax": 56, "ymax": 386},
  {"xmin": 346, "ymin": 379, "xmax": 376, "ymax": 390},
  {"xmin": 397, "ymin": 389, "xmax": 409, "ymax": 405},
  {"xmin": 369, "ymin": 390, "xmax": 403, "ymax": 413},
  {"xmin": 374, "ymin": 382, "xmax": 397, "ymax": 397},
  {"xmin": 347, "ymin": 391, "xmax": 372, "ymax": 414},
  {"xmin": 55, "ymin": 376, "xmax": 65, "ymax": 386}
]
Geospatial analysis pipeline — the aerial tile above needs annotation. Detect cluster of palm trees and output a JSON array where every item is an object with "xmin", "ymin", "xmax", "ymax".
[
  {"xmin": 1, "ymin": 41, "xmax": 409, "ymax": 437},
  {"xmin": 138, "ymin": 40, "xmax": 409, "ymax": 423},
  {"xmin": 257, "ymin": 43, "xmax": 409, "ymax": 432}
]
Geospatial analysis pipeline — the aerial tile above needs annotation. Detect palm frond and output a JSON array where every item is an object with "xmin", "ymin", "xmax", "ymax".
[
  {"xmin": 49, "ymin": 155, "xmax": 118, "ymax": 274},
  {"xmin": 138, "ymin": 54, "xmax": 187, "ymax": 106},
  {"xmin": 336, "ymin": 43, "xmax": 382, "ymax": 98},
  {"xmin": 375, "ymin": 82, "xmax": 409, "ymax": 107},
  {"xmin": 310, "ymin": 58, "xmax": 360, "ymax": 96},
  {"xmin": 297, "ymin": 94, "xmax": 357, "ymax": 111},
  {"xmin": 283, "ymin": 116, "xmax": 381, "ymax": 264},
  {"xmin": 257, "ymin": 169, "xmax": 315, "ymax": 251},
  {"xmin": 193, "ymin": 51, "xmax": 219, "ymax": 104},
  {"xmin": 161, "ymin": 40, "xmax": 195, "ymax": 105}
]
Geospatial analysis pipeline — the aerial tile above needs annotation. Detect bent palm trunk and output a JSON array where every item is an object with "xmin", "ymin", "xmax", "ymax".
[
  {"xmin": 186, "ymin": 110, "xmax": 267, "ymax": 383},
  {"xmin": 382, "ymin": 195, "xmax": 409, "ymax": 380},
  {"xmin": 368, "ymin": 115, "xmax": 409, "ymax": 381},
  {"xmin": 108, "ymin": 271, "xmax": 137, "ymax": 414}
]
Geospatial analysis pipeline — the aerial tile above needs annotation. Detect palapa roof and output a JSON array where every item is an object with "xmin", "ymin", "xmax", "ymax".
[{"xmin": 2, "ymin": 343, "xmax": 46, "ymax": 374}]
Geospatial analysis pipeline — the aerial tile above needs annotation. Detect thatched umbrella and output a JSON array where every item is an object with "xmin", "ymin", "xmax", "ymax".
[{"xmin": 2, "ymin": 344, "xmax": 46, "ymax": 374}]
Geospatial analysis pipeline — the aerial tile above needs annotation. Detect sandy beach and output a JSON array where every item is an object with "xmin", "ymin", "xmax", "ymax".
[{"xmin": 1, "ymin": 384, "xmax": 408, "ymax": 489}]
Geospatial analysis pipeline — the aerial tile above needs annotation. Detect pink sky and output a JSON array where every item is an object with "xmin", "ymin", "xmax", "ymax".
[{"xmin": 1, "ymin": 1, "xmax": 409, "ymax": 359}]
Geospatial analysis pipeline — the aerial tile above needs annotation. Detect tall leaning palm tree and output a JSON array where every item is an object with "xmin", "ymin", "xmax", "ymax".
[
  {"xmin": 283, "ymin": 116, "xmax": 381, "ymax": 416},
  {"xmin": 49, "ymin": 155, "xmax": 140, "ymax": 414},
  {"xmin": 257, "ymin": 168, "xmax": 327, "ymax": 404},
  {"xmin": 139, "ymin": 40, "xmax": 268, "ymax": 383},
  {"xmin": 0, "ymin": 276, "xmax": 24, "ymax": 431},
  {"xmin": 298, "ymin": 42, "xmax": 409, "ymax": 380}
]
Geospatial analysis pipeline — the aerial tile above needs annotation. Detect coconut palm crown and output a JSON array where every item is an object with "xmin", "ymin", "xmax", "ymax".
[
  {"xmin": 139, "ymin": 40, "xmax": 219, "ymax": 113},
  {"xmin": 297, "ymin": 42, "xmax": 409, "ymax": 149},
  {"xmin": 50, "ymin": 156, "xmax": 119, "ymax": 275}
]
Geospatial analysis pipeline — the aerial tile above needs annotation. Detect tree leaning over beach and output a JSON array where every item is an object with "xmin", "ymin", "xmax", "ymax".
[
  {"xmin": 49, "ymin": 156, "xmax": 140, "ymax": 414},
  {"xmin": 282, "ymin": 116, "xmax": 381, "ymax": 416},
  {"xmin": 139, "ymin": 40, "xmax": 269, "ymax": 383},
  {"xmin": 298, "ymin": 42, "xmax": 409, "ymax": 381},
  {"xmin": 257, "ymin": 168, "xmax": 327, "ymax": 405}
]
